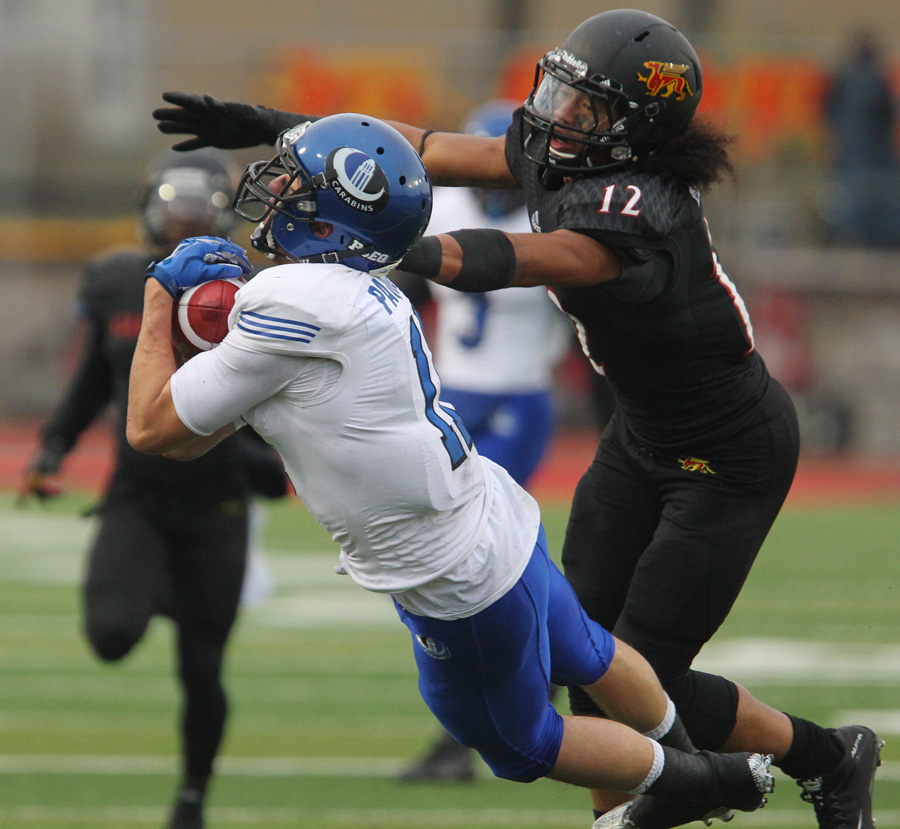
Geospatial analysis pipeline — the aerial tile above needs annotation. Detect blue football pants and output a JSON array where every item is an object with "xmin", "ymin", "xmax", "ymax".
[{"xmin": 394, "ymin": 526, "xmax": 616, "ymax": 782}]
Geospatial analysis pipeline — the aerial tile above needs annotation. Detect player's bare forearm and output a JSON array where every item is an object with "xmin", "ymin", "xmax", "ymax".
[
  {"xmin": 511, "ymin": 229, "xmax": 623, "ymax": 286},
  {"xmin": 127, "ymin": 280, "xmax": 196, "ymax": 455},
  {"xmin": 162, "ymin": 424, "xmax": 235, "ymax": 461},
  {"xmin": 417, "ymin": 229, "xmax": 622, "ymax": 290},
  {"xmin": 384, "ymin": 126, "xmax": 515, "ymax": 188}
]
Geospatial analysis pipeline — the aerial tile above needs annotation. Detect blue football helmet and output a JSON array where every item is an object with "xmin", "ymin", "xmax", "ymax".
[
  {"xmin": 461, "ymin": 99, "xmax": 525, "ymax": 220},
  {"xmin": 462, "ymin": 99, "xmax": 519, "ymax": 140},
  {"xmin": 234, "ymin": 113, "xmax": 432, "ymax": 274}
]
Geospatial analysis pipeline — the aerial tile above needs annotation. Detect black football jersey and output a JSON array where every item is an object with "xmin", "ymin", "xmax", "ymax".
[
  {"xmin": 40, "ymin": 249, "xmax": 247, "ymax": 501},
  {"xmin": 506, "ymin": 111, "xmax": 769, "ymax": 450}
]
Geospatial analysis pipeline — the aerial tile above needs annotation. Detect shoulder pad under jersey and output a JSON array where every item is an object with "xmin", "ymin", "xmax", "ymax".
[{"xmin": 228, "ymin": 263, "xmax": 360, "ymax": 355}]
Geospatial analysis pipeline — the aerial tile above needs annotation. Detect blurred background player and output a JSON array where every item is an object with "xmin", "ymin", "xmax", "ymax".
[
  {"xmin": 821, "ymin": 30, "xmax": 900, "ymax": 247},
  {"xmin": 19, "ymin": 148, "xmax": 287, "ymax": 829},
  {"xmin": 393, "ymin": 99, "xmax": 570, "ymax": 783}
]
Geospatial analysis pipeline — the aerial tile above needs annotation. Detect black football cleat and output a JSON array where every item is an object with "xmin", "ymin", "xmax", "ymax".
[
  {"xmin": 798, "ymin": 725, "xmax": 883, "ymax": 829},
  {"xmin": 592, "ymin": 800, "xmax": 735, "ymax": 829},
  {"xmin": 166, "ymin": 787, "xmax": 205, "ymax": 829},
  {"xmin": 396, "ymin": 731, "xmax": 476, "ymax": 783}
]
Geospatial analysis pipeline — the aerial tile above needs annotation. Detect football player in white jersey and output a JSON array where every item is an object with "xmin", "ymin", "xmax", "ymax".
[
  {"xmin": 394, "ymin": 100, "xmax": 570, "ymax": 782},
  {"xmin": 126, "ymin": 113, "xmax": 775, "ymax": 821},
  {"xmin": 399, "ymin": 101, "xmax": 571, "ymax": 482}
]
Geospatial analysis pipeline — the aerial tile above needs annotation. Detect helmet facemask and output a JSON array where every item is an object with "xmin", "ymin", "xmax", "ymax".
[
  {"xmin": 233, "ymin": 124, "xmax": 332, "ymax": 260},
  {"xmin": 523, "ymin": 48, "xmax": 634, "ymax": 175}
]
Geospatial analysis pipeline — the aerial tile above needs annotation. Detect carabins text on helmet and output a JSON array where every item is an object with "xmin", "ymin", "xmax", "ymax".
[{"xmin": 331, "ymin": 181, "xmax": 378, "ymax": 213}]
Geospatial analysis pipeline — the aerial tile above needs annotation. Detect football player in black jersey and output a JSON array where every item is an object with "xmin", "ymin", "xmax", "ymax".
[
  {"xmin": 150, "ymin": 9, "xmax": 881, "ymax": 829},
  {"xmin": 21, "ymin": 150, "xmax": 286, "ymax": 829}
]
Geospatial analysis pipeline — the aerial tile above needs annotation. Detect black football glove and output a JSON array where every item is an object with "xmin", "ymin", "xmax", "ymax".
[
  {"xmin": 18, "ymin": 438, "xmax": 67, "ymax": 503},
  {"xmin": 152, "ymin": 91, "xmax": 282, "ymax": 150},
  {"xmin": 30, "ymin": 435, "xmax": 68, "ymax": 477}
]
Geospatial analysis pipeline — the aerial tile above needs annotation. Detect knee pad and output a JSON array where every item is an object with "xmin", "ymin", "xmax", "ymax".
[
  {"xmin": 179, "ymin": 660, "xmax": 224, "ymax": 694},
  {"xmin": 177, "ymin": 637, "xmax": 226, "ymax": 690},
  {"xmin": 84, "ymin": 621, "xmax": 137, "ymax": 662},
  {"xmin": 662, "ymin": 669, "xmax": 739, "ymax": 751}
]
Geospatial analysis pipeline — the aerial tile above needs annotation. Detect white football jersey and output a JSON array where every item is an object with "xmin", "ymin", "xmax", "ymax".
[
  {"xmin": 426, "ymin": 187, "xmax": 570, "ymax": 392},
  {"xmin": 171, "ymin": 263, "xmax": 540, "ymax": 618}
]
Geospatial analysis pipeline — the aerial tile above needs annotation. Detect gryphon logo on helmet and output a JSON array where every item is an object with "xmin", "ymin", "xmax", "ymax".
[
  {"xmin": 326, "ymin": 147, "xmax": 390, "ymax": 213},
  {"xmin": 637, "ymin": 61, "xmax": 694, "ymax": 100},
  {"xmin": 415, "ymin": 634, "xmax": 451, "ymax": 661}
]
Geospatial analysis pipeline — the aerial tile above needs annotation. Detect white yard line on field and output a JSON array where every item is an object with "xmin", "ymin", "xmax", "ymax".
[
  {"xmin": 693, "ymin": 638, "xmax": 900, "ymax": 684},
  {"xmin": 1, "ymin": 754, "xmax": 898, "ymax": 779},
  {"xmin": 0, "ymin": 805, "xmax": 898, "ymax": 827}
]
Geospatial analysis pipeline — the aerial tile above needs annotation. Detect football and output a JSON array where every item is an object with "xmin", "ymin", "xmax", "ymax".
[{"xmin": 172, "ymin": 277, "xmax": 246, "ymax": 358}]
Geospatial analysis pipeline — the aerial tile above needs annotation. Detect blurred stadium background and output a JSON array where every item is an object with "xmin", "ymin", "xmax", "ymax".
[
  {"xmin": 1, "ymin": 1, "xmax": 900, "ymax": 827},
  {"xmin": 3, "ymin": 0, "xmax": 900, "ymax": 450}
]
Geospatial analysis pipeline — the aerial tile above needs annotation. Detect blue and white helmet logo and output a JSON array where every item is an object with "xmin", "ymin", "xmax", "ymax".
[
  {"xmin": 415, "ymin": 634, "xmax": 451, "ymax": 661},
  {"xmin": 327, "ymin": 147, "xmax": 389, "ymax": 214}
]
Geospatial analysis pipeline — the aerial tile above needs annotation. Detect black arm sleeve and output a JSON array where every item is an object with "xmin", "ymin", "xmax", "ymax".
[
  {"xmin": 396, "ymin": 236, "xmax": 442, "ymax": 280},
  {"xmin": 40, "ymin": 315, "xmax": 114, "ymax": 456},
  {"xmin": 448, "ymin": 229, "xmax": 517, "ymax": 291},
  {"xmin": 271, "ymin": 109, "xmax": 318, "ymax": 137},
  {"xmin": 398, "ymin": 229, "xmax": 517, "ymax": 293},
  {"xmin": 388, "ymin": 269, "xmax": 434, "ymax": 310}
]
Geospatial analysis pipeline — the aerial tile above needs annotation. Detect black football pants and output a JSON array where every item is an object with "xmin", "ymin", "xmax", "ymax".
[
  {"xmin": 82, "ymin": 487, "xmax": 248, "ymax": 781},
  {"xmin": 563, "ymin": 379, "xmax": 800, "ymax": 750}
]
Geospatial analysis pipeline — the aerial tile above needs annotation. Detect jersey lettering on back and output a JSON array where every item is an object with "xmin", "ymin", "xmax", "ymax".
[{"xmin": 367, "ymin": 275, "xmax": 404, "ymax": 315}]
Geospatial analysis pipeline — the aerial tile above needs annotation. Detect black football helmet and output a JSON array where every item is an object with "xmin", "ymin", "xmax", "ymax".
[
  {"xmin": 522, "ymin": 9, "xmax": 703, "ymax": 174},
  {"xmin": 140, "ymin": 148, "xmax": 236, "ymax": 247}
]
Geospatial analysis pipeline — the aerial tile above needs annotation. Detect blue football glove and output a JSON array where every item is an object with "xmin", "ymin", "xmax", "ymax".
[{"xmin": 146, "ymin": 236, "xmax": 253, "ymax": 298}]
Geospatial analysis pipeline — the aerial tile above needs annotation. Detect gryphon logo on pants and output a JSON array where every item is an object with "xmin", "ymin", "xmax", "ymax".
[{"xmin": 415, "ymin": 634, "xmax": 451, "ymax": 660}]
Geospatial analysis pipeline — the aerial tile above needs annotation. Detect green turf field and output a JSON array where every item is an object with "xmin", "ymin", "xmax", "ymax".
[{"xmin": 1, "ymin": 491, "xmax": 898, "ymax": 828}]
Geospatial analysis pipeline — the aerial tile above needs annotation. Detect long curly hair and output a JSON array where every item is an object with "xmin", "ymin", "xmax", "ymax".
[{"xmin": 636, "ymin": 117, "xmax": 736, "ymax": 192}]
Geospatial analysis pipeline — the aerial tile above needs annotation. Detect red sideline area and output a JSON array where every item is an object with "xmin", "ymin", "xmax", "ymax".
[{"xmin": 2, "ymin": 418, "xmax": 900, "ymax": 507}]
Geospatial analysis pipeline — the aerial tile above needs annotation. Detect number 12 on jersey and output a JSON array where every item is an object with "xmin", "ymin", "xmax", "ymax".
[{"xmin": 409, "ymin": 314, "xmax": 473, "ymax": 469}]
